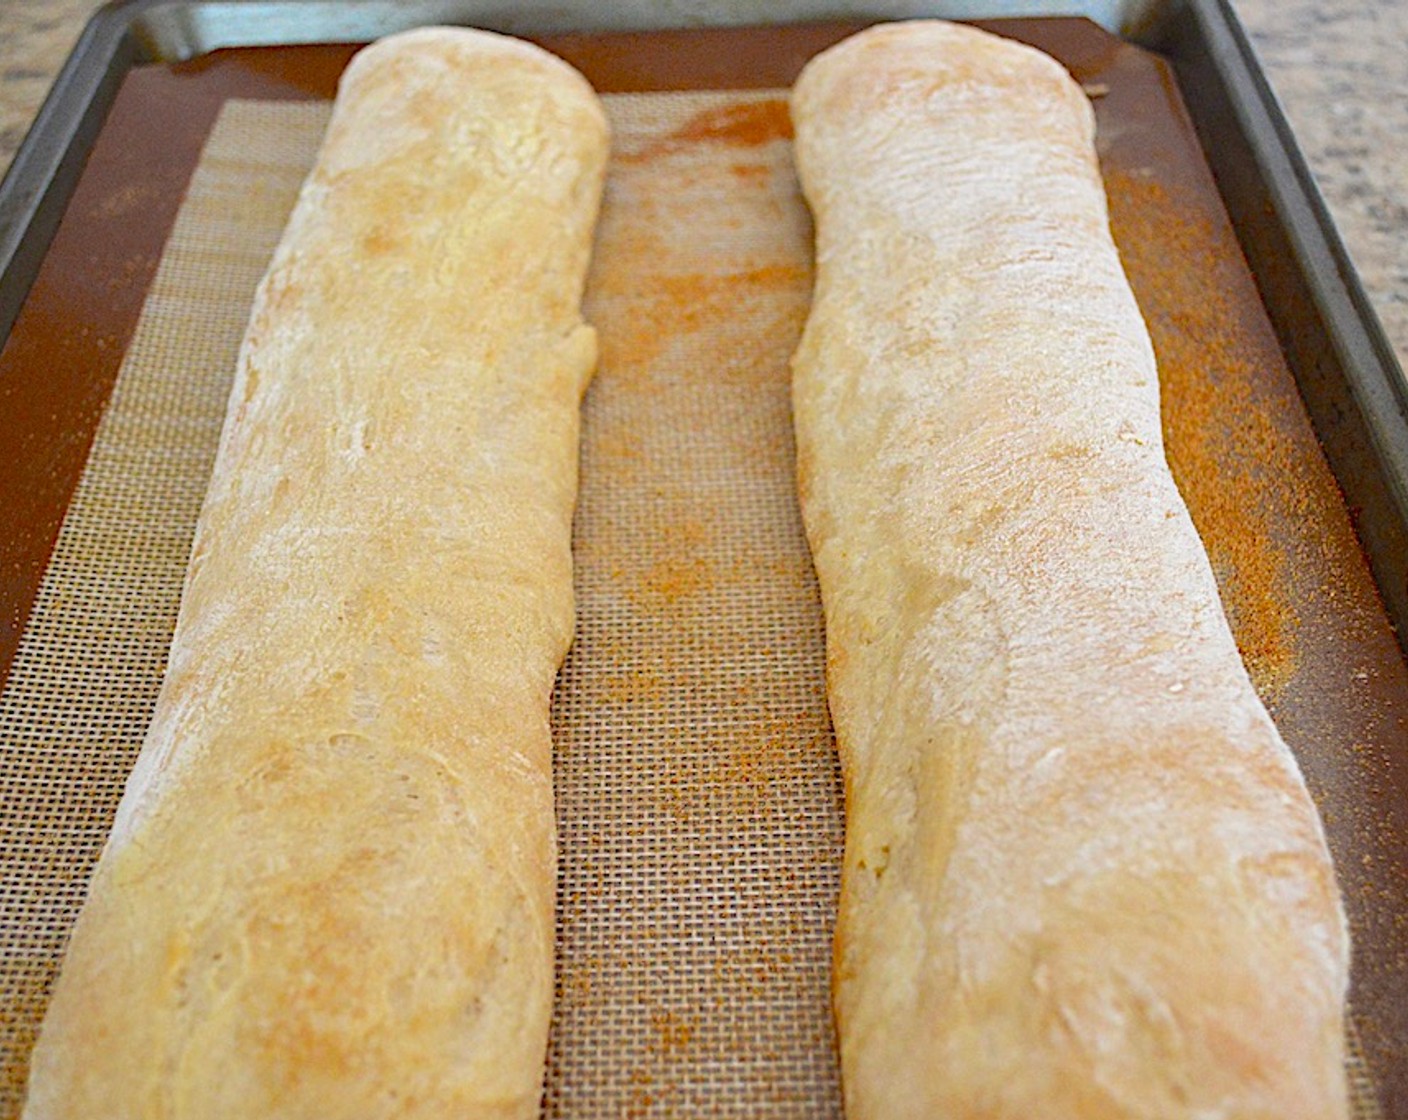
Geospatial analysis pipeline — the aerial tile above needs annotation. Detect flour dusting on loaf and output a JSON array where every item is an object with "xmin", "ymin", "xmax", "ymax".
[
  {"xmin": 789, "ymin": 21, "xmax": 1349, "ymax": 1119},
  {"xmin": 23, "ymin": 28, "xmax": 606, "ymax": 1120}
]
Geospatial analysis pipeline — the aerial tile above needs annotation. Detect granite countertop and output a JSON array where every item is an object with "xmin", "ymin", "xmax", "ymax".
[{"xmin": 1, "ymin": 0, "xmax": 1404, "ymax": 376}]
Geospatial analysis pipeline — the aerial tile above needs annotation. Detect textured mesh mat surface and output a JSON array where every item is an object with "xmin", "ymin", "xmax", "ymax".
[{"xmin": 0, "ymin": 94, "xmax": 1381, "ymax": 1118}]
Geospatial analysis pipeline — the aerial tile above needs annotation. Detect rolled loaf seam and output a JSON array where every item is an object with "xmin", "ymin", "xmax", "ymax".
[
  {"xmin": 789, "ymin": 20, "xmax": 1349, "ymax": 1120},
  {"xmin": 23, "ymin": 27, "xmax": 606, "ymax": 1120}
]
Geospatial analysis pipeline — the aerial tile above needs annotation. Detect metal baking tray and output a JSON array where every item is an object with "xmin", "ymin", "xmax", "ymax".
[{"xmin": 1, "ymin": 0, "xmax": 1405, "ymax": 1115}]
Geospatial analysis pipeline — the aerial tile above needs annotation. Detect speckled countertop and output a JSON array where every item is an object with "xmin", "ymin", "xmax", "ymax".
[{"xmin": 0, "ymin": 0, "xmax": 1404, "ymax": 375}]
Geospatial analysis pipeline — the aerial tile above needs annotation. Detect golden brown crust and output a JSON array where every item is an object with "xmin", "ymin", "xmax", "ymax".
[
  {"xmin": 23, "ymin": 28, "xmax": 606, "ymax": 1120},
  {"xmin": 790, "ymin": 21, "xmax": 1349, "ymax": 1120}
]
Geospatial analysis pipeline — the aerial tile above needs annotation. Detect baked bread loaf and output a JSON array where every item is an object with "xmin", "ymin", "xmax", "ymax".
[
  {"xmin": 23, "ymin": 28, "xmax": 606, "ymax": 1120},
  {"xmin": 789, "ymin": 21, "xmax": 1349, "ymax": 1120}
]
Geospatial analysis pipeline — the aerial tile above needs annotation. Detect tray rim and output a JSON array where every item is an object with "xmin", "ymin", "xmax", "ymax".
[{"xmin": 1161, "ymin": 0, "xmax": 1408, "ymax": 651}]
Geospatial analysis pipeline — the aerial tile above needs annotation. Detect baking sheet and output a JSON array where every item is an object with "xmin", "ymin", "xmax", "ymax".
[{"xmin": 1, "ymin": 17, "xmax": 1405, "ymax": 1118}]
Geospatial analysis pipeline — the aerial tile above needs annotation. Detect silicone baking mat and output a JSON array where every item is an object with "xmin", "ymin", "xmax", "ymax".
[{"xmin": 0, "ymin": 36, "xmax": 1402, "ymax": 1119}]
